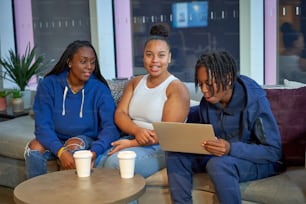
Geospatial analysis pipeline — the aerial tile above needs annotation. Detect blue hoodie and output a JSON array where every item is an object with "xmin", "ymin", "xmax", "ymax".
[
  {"xmin": 188, "ymin": 75, "xmax": 282, "ymax": 164},
  {"xmin": 33, "ymin": 70, "xmax": 120, "ymax": 156}
]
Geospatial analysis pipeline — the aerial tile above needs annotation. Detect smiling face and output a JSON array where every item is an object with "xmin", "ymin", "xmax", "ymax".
[
  {"xmin": 67, "ymin": 46, "xmax": 96, "ymax": 84},
  {"xmin": 143, "ymin": 39, "xmax": 171, "ymax": 78}
]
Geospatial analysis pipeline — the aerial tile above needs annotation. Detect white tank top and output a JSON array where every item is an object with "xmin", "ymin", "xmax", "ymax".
[{"xmin": 129, "ymin": 74, "xmax": 177, "ymax": 130}]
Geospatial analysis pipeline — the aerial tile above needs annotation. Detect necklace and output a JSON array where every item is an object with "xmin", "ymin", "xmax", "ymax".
[{"xmin": 67, "ymin": 78, "xmax": 84, "ymax": 94}]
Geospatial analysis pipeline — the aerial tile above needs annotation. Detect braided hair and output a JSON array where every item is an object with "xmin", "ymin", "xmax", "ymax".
[
  {"xmin": 194, "ymin": 51, "xmax": 238, "ymax": 94},
  {"xmin": 46, "ymin": 40, "xmax": 109, "ymax": 88}
]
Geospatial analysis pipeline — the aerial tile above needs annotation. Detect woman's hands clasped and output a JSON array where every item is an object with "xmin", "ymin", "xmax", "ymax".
[
  {"xmin": 108, "ymin": 127, "xmax": 158, "ymax": 156},
  {"xmin": 134, "ymin": 128, "xmax": 157, "ymax": 145}
]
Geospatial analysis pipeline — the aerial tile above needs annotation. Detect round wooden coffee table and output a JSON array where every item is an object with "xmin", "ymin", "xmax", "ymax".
[{"xmin": 14, "ymin": 168, "xmax": 146, "ymax": 204}]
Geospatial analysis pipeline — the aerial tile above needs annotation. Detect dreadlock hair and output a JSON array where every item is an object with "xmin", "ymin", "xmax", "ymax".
[
  {"xmin": 144, "ymin": 23, "xmax": 171, "ymax": 50},
  {"xmin": 194, "ymin": 51, "xmax": 238, "ymax": 95},
  {"xmin": 46, "ymin": 40, "xmax": 109, "ymax": 88}
]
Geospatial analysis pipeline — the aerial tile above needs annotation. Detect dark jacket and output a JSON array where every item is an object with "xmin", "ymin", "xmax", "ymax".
[{"xmin": 187, "ymin": 75, "xmax": 282, "ymax": 164}]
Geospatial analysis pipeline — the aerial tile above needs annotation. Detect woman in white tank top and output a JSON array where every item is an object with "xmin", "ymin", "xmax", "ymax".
[{"xmin": 96, "ymin": 23, "xmax": 190, "ymax": 178}]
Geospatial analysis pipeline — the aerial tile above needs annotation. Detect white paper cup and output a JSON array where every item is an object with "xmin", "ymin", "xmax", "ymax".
[
  {"xmin": 117, "ymin": 151, "xmax": 137, "ymax": 179},
  {"xmin": 73, "ymin": 150, "xmax": 92, "ymax": 177}
]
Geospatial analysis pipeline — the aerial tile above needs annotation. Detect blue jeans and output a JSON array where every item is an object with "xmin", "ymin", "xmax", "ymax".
[
  {"xmin": 166, "ymin": 151, "xmax": 278, "ymax": 204},
  {"xmin": 95, "ymin": 136, "xmax": 166, "ymax": 178},
  {"xmin": 24, "ymin": 135, "xmax": 93, "ymax": 179}
]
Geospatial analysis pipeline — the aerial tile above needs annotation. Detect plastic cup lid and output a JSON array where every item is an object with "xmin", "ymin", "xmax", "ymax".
[{"xmin": 73, "ymin": 150, "xmax": 92, "ymax": 158}]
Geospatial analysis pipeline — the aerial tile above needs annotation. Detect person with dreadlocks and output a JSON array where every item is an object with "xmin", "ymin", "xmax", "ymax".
[{"xmin": 166, "ymin": 51, "xmax": 283, "ymax": 204}]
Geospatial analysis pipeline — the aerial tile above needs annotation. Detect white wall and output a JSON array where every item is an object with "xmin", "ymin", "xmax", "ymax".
[
  {"xmin": 240, "ymin": 0, "xmax": 264, "ymax": 85},
  {"xmin": 89, "ymin": 0, "xmax": 116, "ymax": 80},
  {"xmin": 0, "ymin": 0, "xmax": 16, "ymax": 89}
]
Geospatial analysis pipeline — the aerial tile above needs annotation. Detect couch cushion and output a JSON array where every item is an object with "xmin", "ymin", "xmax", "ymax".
[
  {"xmin": 0, "ymin": 116, "xmax": 34, "ymax": 160},
  {"xmin": 265, "ymin": 87, "xmax": 306, "ymax": 166},
  {"xmin": 240, "ymin": 168, "xmax": 306, "ymax": 204},
  {"xmin": 146, "ymin": 168, "xmax": 215, "ymax": 193},
  {"xmin": 146, "ymin": 167, "xmax": 306, "ymax": 204}
]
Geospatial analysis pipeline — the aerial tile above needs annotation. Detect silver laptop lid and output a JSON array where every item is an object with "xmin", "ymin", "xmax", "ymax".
[{"xmin": 153, "ymin": 122, "xmax": 215, "ymax": 155}]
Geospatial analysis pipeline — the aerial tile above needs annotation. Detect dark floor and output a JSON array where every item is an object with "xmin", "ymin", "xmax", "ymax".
[{"xmin": 0, "ymin": 186, "xmax": 14, "ymax": 204}]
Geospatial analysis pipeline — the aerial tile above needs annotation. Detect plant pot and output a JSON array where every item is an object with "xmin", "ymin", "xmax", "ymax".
[
  {"xmin": 11, "ymin": 98, "xmax": 24, "ymax": 113},
  {"xmin": 22, "ymin": 90, "xmax": 32, "ymax": 109},
  {"xmin": 0, "ymin": 97, "xmax": 6, "ymax": 111}
]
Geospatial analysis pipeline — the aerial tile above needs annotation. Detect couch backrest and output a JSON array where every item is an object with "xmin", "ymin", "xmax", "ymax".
[
  {"xmin": 184, "ymin": 82, "xmax": 202, "ymax": 101},
  {"xmin": 265, "ymin": 87, "xmax": 306, "ymax": 166},
  {"xmin": 107, "ymin": 79, "xmax": 128, "ymax": 104}
]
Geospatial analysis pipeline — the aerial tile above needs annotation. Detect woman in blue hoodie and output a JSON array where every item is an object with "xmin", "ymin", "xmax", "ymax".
[
  {"xmin": 166, "ymin": 51, "xmax": 283, "ymax": 204},
  {"xmin": 25, "ymin": 40, "xmax": 120, "ymax": 178}
]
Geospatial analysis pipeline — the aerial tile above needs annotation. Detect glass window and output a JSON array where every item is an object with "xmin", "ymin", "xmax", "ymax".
[
  {"xmin": 131, "ymin": 0, "xmax": 240, "ymax": 82},
  {"xmin": 278, "ymin": 0, "xmax": 306, "ymax": 85},
  {"xmin": 31, "ymin": 0, "xmax": 91, "ymax": 75}
]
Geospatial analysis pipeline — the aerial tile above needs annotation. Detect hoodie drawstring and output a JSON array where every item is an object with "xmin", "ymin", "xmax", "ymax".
[
  {"xmin": 80, "ymin": 89, "xmax": 84, "ymax": 118},
  {"xmin": 62, "ymin": 86, "xmax": 68, "ymax": 116},
  {"xmin": 62, "ymin": 86, "xmax": 84, "ymax": 118}
]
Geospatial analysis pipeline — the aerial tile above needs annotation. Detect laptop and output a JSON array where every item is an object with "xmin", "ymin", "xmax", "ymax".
[{"xmin": 152, "ymin": 122, "xmax": 216, "ymax": 155}]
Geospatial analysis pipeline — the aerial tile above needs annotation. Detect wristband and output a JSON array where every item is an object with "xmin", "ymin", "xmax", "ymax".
[{"xmin": 57, "ymin": 147, "xmax": 66, "ymax": 158}]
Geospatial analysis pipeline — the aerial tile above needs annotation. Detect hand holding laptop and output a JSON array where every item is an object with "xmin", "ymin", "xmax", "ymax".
[{"xmin": 202, "ymin": 138, "xmax": 231, "ymax": 156}]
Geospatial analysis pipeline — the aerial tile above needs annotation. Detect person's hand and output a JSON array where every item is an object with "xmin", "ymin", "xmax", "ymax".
[
  {"xmin": 202, "ymin": 138, "xmax": 231, "ymax": 156},
  {"xmin": 134, "ymin": 128, "xmax": 156, "ymax": 145},
  {"xmin": 58, "ymin": 150, "xmax": 75, "ymax": 169},
  {"xmin": 107, "ymin": 139, "xmax": 136, "ymax": 155},
  {"xmin": 91, "ymin": 151, "xmax": 96, "ymax": 168}
]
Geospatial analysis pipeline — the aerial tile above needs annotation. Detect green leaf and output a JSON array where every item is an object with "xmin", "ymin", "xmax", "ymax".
[{"xmin": 0, "ymin": 43, "xmax": 47, "ymax": 91}]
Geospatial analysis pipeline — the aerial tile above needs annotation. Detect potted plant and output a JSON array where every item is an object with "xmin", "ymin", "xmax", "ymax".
[
  {"xmin": 0, "ymin": 43, "xmax": 46, "ymax": 109},
  {"xmin": 0, "ymin": 90, "xmax": 10, "ymax": 111},
  {"xmin": 10, "ymin": 88, "xmax": 24, "ymax": 113}
]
